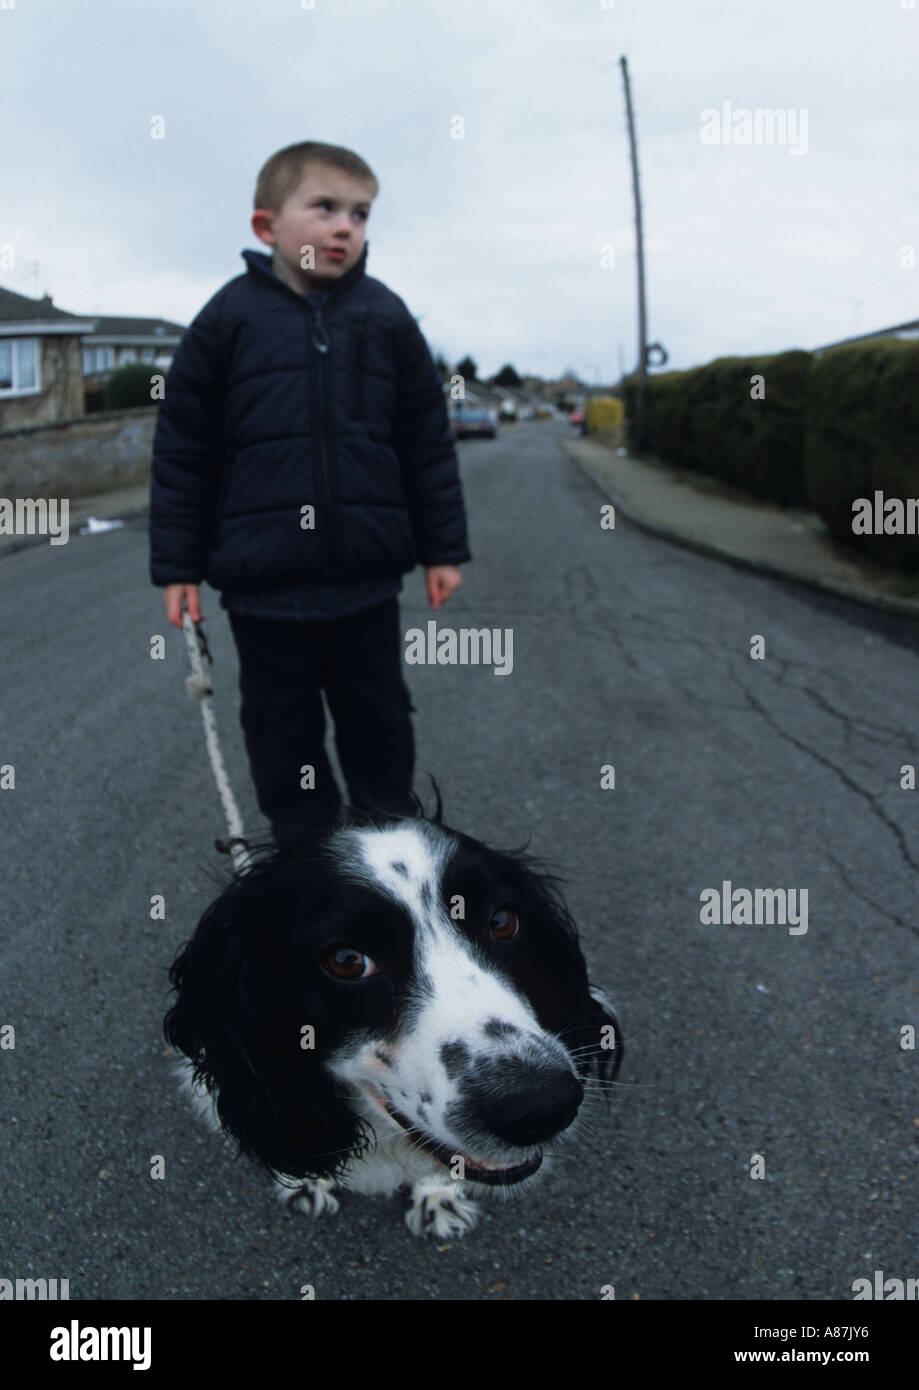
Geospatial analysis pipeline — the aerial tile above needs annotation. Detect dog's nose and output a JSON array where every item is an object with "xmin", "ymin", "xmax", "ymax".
[{"xmin": 476, "ymin": 1066, "xmax": 584, "ymax": 1147}]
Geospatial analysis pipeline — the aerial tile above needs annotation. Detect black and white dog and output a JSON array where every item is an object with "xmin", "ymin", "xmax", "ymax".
[{"xmin": 164, "ymin": 810, "xmax": 623, "ymax": 1237}]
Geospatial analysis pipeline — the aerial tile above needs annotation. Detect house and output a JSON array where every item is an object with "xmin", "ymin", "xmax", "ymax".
[
  {"xmin": 81, "ymin": 314, "xmax": 183, "ymax": 410},
  {"xmin": 0, "ymin": 283, "xmax": 185, "ymax": 429},
  {"xmin": 0, "ymin": 286, "xmax": 95, "ymax": 431},
  {"xmin": 813, "ymin": 318, "xmax": 919, "ymax": 354}
]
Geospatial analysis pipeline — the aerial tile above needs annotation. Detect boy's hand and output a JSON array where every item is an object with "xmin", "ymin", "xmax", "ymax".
[
  {"xmin": 425, "ymin": 565, "xmax": 462, "ymax": 611},
  {"xmin": 164, "ymin": 583, "xmax": 203, "ymax": 630}
]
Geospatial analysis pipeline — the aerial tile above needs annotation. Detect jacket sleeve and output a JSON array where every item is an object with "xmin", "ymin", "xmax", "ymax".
[
  {"xmin": 148, "ymin": 292, "xmax": 226, "ymax": 586},
  {"xmin": 392, "ymin": 310, "xmax": 472, "ymax": 568}
]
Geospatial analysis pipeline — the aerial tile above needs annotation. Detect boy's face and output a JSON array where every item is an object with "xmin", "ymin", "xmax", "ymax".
[{"xmin": 253, "ymin": 164, "xmax": 375, "ymax": 295}]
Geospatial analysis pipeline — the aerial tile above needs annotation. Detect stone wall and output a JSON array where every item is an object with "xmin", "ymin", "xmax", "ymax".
[
  {"xmin": 0, "ymin": 336, "xmax": 85, "ymax": 432},
  {"xmin": 0, "ymin": 407, "xmax": 158, "ymax": 500}
]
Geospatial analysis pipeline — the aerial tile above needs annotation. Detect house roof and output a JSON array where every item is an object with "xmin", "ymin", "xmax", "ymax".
[
  {"xmin": 0, "ymin": 285, "xmax": 87, "ymax": 325},
  {"xmin": 814, "ymin": 318, "xmax": 919, "ymax": 352},
  {"xmin": 0, "ymin": 285, "xmax": 185, "ymax": 341},
  {"xmin": 84, "ymin": 314, "xmax": 185, "ymax": 339}
]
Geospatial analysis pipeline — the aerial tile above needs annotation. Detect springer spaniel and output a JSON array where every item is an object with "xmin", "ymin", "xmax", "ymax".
[{"xmin": 164, "ymin": 810, "xmax": 623, "ymax": 1237}]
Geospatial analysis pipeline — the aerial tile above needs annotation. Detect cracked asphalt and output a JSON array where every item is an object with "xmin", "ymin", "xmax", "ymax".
[{"xmin": 2, "ymin": 419, "xmax": 917, "ymax": 1300}]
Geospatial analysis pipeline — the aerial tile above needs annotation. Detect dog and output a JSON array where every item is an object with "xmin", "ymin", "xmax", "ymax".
[{"xmin": 164, "ymin": 808, "xmax": 623, "ymax": 1238}]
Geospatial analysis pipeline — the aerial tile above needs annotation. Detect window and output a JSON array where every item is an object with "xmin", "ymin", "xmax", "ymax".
[
  {"xmin": 0, "ymin": 337, "xmax": 40, "ymax": 394},
  {"xmin": 81, "ymin": 345, "xmax": 115, "ymax": 373},
  {"xmin": 120, "ymin": 347, "xmax": 138, "ymax": 364}
]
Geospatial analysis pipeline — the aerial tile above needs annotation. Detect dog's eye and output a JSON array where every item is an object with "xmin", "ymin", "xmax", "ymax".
[
  {"xmin": 489, "ymin": 906, "xmax": 519, "ymax": 941},
  {"xmin": 322, "ymin": 947, "xmax": 380, "ymax": 981}
]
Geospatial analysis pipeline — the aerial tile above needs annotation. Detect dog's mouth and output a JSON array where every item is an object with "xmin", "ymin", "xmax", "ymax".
[{"xmin": 364, "ymin": 1086, "xmax": 543, "ymax": 1186}]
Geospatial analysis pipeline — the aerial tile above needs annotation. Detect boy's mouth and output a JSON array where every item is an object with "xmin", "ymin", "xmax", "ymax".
[{"xmin": 323, "ymin": 248, "xmax": 347, "ymax": 262}]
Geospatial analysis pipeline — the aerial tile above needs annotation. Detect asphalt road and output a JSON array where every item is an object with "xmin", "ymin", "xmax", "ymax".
[{"xmin": 2, "ymin": 419, "xmax": 917, "ymax": 1301}]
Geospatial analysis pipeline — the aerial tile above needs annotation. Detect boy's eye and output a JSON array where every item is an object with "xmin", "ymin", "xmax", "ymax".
[{"xmin": 313, "ymin": 199, "xmax": 368, "ymax": 219}]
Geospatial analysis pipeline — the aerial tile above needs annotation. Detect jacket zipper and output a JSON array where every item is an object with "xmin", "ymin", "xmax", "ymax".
[{"xmin": 307, "ymin": 300, "xmax": 339, "ymax": 568}]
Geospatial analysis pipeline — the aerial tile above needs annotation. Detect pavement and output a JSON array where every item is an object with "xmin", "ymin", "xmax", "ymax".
[
  {"xmin": 3, "ymin": 432, "xmax": 919, "ymax": 621},
  {"xmin": 0, "ymin": 481, "xmax": 152, "ymax": 558},
  {"xmin": 562, "ymin": 433, "xmax": 919, "ymax": 621}
]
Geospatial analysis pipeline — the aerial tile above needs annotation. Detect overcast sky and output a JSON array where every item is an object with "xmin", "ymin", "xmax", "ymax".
[{"xmin": 2, "ymin": 0, "xmax": 916, "ymax": 382}]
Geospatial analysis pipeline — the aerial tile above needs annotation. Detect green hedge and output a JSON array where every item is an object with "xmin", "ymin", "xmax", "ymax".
[
  {"xmin": 623, "ymin": 351, "xmax": 813, "ymax": 505},
  {"xmin": 804, "ymin": 339, "xmax": 919, "ymax": 571},
  {"xmin": 621, "ymin": 339, "xmax": 919, "ymax": 571},
  {"xmin": 102, "ymin": 362, "xmax": 162, "ymax": 410}
]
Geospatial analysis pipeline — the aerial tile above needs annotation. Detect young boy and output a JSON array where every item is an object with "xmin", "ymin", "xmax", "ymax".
[{"xmin": 149, "ymin": 141, "xmax": 470, "ymax": 847}]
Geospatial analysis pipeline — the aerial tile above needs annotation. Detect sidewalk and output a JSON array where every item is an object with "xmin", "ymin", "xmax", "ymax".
[
  {"xmin": 562, "ymin": 434, "xmax": 919, "ymax": 621},
  {"xmin": 0, "ymin": 482, "xmax": 152, "ymax": 560}
]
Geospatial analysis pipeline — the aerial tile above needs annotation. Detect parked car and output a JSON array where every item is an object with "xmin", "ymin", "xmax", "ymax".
[
  {"xmin": 452, "ymin": 408, "xmax": 498, "ymax": 440},
  {"xmin": 568, "ymin": 408, "xmax": 584, "ymax": 427}
]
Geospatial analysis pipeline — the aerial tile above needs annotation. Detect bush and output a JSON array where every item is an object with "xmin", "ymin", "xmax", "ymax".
[
  {"xmin": 102, "ymin": 362, "xmax": 162, "ymax": 410},
  {"xmin": 623, "ymin": 339, "xmax": 919, "ymax": 570},
  {"xmin": 804, "ymin": 339, "xmax": 919, "ymax": 571},
  {"xmin": 585, "ymin": 397, "xmax": 623, "ymax": 432},
  {"xmin": 705, "ymin": 350, "xmax": 812, "ymax": 504},
  {"xmin": 623, "ymin": 352, "xmax": 813, "ymax": 505}
]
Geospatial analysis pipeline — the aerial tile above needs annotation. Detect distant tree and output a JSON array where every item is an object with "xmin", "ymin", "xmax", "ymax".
[
  {"xmin": 432, "ymin": 353, "xmax": 450, "ymax": 381},
  {"xmin": 493, "ymin": 364, "xmax": 521, "ymax": 387},
  {"xmin": 455, "ymin": 355, "xmax": 478, "ymax": 382}
]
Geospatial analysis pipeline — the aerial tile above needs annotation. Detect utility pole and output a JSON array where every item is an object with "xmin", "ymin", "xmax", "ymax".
[{"xmin": 619, "ymin": 55, "xmax": 648, "ymax": 452}]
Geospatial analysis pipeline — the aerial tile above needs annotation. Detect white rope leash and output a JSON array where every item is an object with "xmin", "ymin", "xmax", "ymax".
[{"xmin": 181, "ymin": 611, "xmax": 253, "ymax": 875}]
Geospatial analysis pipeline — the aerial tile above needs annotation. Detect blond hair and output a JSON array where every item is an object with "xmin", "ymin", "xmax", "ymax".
[{"xmin": 254, "ymin": 142, "xmax": 379, "ymax": 211}]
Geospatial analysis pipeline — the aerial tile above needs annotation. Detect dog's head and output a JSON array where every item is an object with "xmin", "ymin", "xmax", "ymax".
[{"xmin": 164, "ymin": 815, "xmax": 623, "ymax": 1185}]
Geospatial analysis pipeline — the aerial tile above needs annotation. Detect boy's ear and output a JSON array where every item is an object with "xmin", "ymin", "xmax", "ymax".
[{"xmin": 251, "ymin": 209, "xmax": 276, "ymax": 245}]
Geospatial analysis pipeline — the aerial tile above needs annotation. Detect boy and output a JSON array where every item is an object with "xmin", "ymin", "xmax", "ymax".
[{"xmin": 149, "ymin": 142, "xmax": 470, "ymax": 847}]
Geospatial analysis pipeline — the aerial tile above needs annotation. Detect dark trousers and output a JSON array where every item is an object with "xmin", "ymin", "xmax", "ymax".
[{"xmin": 227, "ymin": 599, "xmax": 415, "ymax": 845}]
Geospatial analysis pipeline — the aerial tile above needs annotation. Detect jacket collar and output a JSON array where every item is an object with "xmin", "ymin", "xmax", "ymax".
[{"xmin": 241, "ymin": 242, "xmax": 369, "ymax": 300}]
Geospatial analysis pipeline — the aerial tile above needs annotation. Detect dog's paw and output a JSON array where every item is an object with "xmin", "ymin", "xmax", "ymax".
[
  {"xmin": 275, "ymin": 1176, "xmax": 340, "ymax": 1219},
  {"xmin": 405, "ymin": 1181, "xmax": 480, "ymax": 1238}
]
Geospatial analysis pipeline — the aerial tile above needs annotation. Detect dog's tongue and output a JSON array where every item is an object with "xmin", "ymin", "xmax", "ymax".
[{"xmin": 460, "ymin": 1152, "xmax": 543, "ymax": 1186}]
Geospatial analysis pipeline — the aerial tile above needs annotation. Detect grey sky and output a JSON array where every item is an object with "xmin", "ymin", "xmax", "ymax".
[{"xmin": 2, "ymin": 0, "xmax": 916, "ymax": 380}]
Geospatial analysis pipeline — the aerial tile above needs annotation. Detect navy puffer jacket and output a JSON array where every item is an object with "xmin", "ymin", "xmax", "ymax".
[{"xmin": 149, "ymin": 244, "xmax": 470, "ymax": 593}]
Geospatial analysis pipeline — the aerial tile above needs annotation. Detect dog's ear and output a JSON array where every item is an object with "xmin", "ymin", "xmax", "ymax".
[
  {"xmin": 164, "ymin": 866, "xmax": 369, "ymax": 1181},
  {"xmin": 581, "ymin": 985, "xmax": 624, "ymax": 1086}
]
